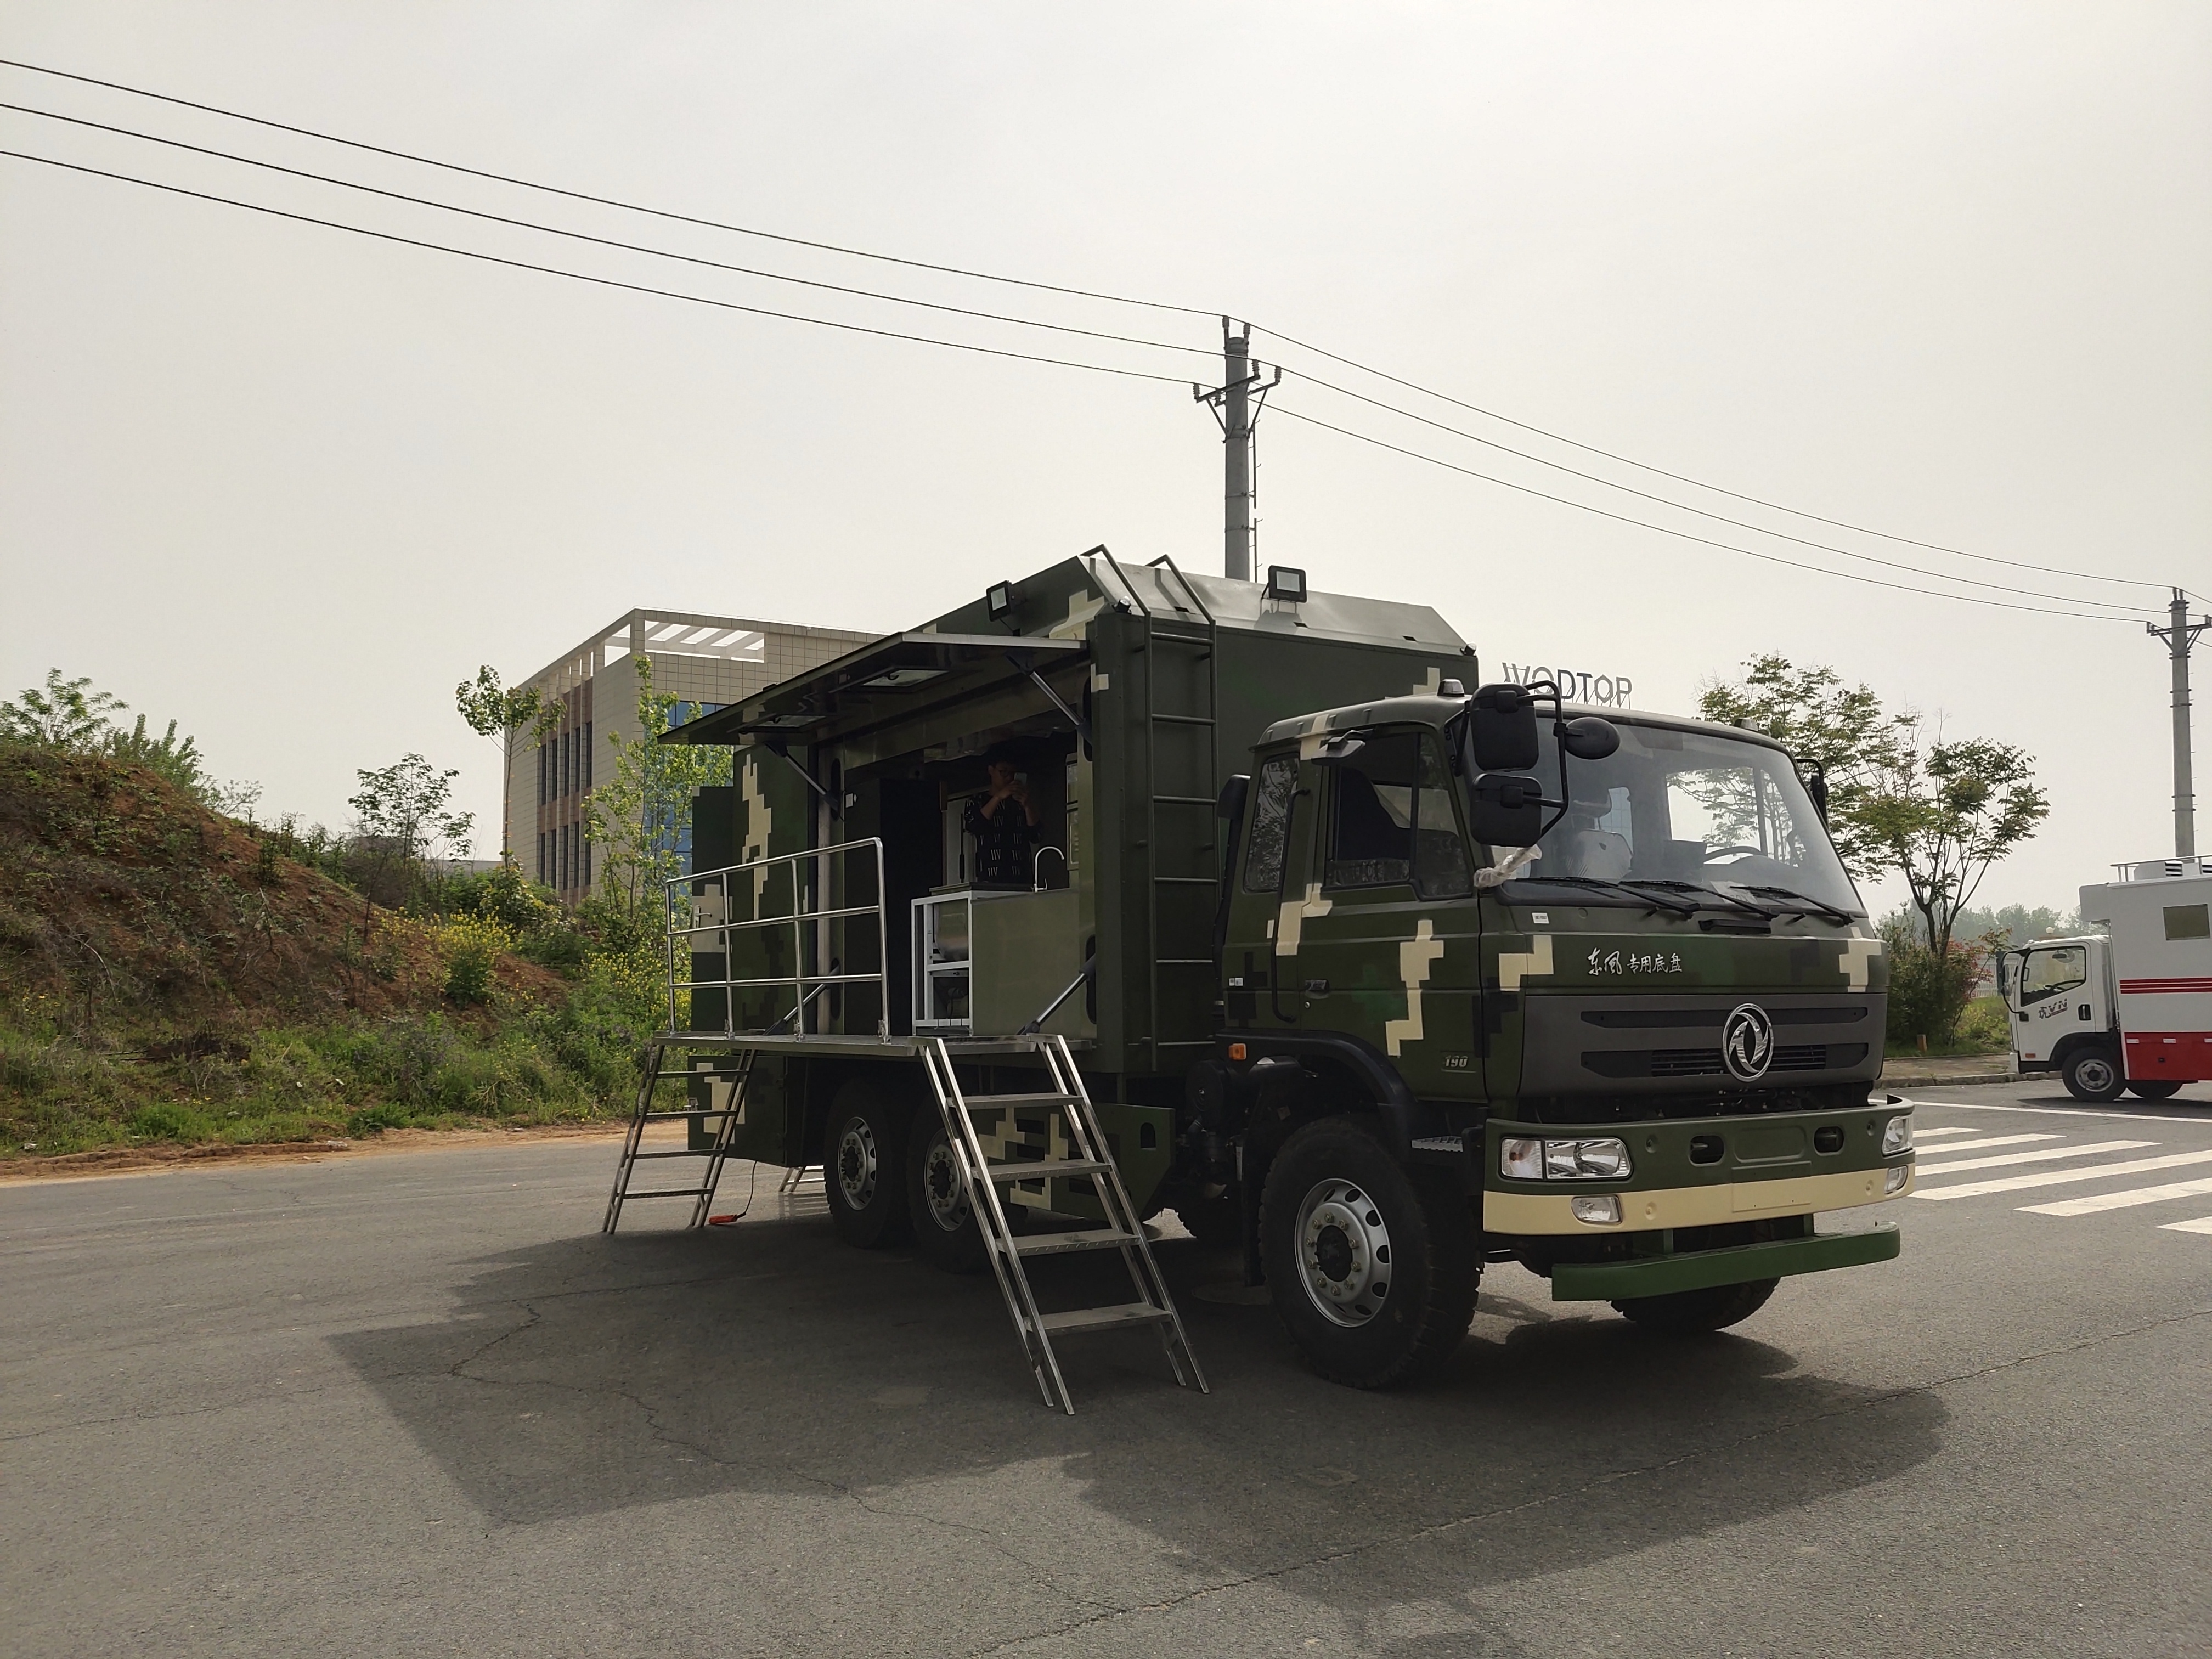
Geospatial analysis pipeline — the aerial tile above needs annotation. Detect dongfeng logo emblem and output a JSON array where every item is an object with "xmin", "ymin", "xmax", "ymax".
[{"xmin": 1722, "ymin": 1003, "xmax": 1776, "ymax": 1081}]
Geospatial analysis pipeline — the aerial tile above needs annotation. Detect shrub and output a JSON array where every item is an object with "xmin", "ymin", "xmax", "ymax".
[
  {"xmin": 126, "ymin": 1101, "xmax": 217, "ymax": 1142},
  {"xmin": 1882, "ymin": 920, "xmax": 1985, "ymax": 1048},
  {"xmin": 438, "ymin": 913, "xmax": 514, "ymax": 1005},
  {"xmin": 1955, "ymin": 995, "xmax": 2012, "ymax": 1052}
]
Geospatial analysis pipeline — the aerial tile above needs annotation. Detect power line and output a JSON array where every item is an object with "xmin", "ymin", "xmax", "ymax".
[
  {"xmin": 7, "ymin": 54, "xmax": 2168, "ymax": 605},
  {"xmin": 1264, "ymin": 402, "xmax": 2146, "ymax": 624},
  {"xmin": 1252, "ymin": 323, "xmax": 2175, "ymax": 593},
  {"xmin": 1272, "ymin": 360, "xmax": 2160, "ymax": 616},
  {"xmin": 0, "ymin": 100, "xmax": 1219, "ymax": 365},
  {"xmin": 0, "ymin": 149, "xmax": 1193, "ymax": 388},
  {"xmin": 1, "ymin": 144, "xmax": 2171, "ymax": 628},
  {"xmin": 0, "ymin": 55, "xmax": 1217, "ymax": 320}
]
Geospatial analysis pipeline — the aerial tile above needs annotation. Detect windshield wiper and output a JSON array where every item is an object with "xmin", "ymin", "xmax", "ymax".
[
  {"xmin": 1727, "ymin": 883, "xmax": 1861, "ymax": 926},
  {"xmin": 1527, "ymin": 876, "xmax": 1702, "ymax": 916},
  {"xmin": 1615, "ymin": 878, "xmax": 1771, "ymax": 918}
]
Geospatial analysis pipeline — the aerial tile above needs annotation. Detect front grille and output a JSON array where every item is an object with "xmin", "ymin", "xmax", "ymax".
[{"xmin": 1583, "ymin": 1042, "xmax": 1869, "ymax": 1080}]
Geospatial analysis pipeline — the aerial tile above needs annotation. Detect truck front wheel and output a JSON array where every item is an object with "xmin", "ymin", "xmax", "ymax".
[
  {"xmin": 1612, "ymin": 1278, "xmax": 1778, "ymax": 1334},
  {"xmin": 2062, "ymin": 1048, "xmax": 2126, "ymax": 1103},
  {"xmin": 1260, "ymin": 1116, "xmax": 1479, "ymax": 1389}
]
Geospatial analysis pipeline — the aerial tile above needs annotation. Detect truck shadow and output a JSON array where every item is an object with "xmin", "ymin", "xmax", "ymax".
[{"xmin": 330, "ymin": 1211, "xmax": 1944, "ymax": 1612}]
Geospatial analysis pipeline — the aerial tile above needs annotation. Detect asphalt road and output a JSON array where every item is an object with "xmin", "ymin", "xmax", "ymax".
[{"xmin": 7, "ymin": 1080, "xmax": 2210, "ymax": 1658}]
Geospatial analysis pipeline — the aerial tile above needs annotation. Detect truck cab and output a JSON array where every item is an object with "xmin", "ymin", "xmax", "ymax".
[
  {"xmin": 1203, "ymin": 682, "xmax": 1911, "ymax": 1385},
  {"xmin": 2001, "ymin": 857, "xmax": 2212, "ymax": 1102}
]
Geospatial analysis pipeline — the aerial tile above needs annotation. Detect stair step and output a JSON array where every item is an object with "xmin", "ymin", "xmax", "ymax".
[
  {"xmin": 617, "ymin": 1187, "xmax": 714, "ymax": 1200},
  {"xmin": 1013, "ymin": 1227, "xmax": 1138, "ymax": 1257},
  {"xmin": 641, "ymin": 1110, "xmax": 708, "ymax": 1121},
  {"xmin": 1036, "ymin": 1302, "xmax": 1175, "ymax": 1335},
  {"xmin": 961, "ymin": 1092, "xmax": 1079, "ymax": 1110},
  {"xmin": 986, "ymin": 1158, "xmax": 1109, "ymax": 1182},
  {"xmin": 628, "ymin": 1148, "xmax": 718, "ymax": 1160}
]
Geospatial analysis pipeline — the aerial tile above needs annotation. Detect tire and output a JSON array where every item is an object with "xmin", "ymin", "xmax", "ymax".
[
  {"xmin": 822, "ymin": 1078, "xmax": 913, "ymax": 1249},
  {"xmin": 1612, "ymin": 1277, "xmax": 1778, "ymax": 1334},
  {"xmin": 1259, "ymin": 1116, "xmax": 1479, "ymax": 1389},
  {"xmin": 1172, "ymin": 1186, "xmax": 1242, "ymax": 1248},
  {"xmin": 906, "ymin": 1106, "xmax": 990, "ymax": 1273},
  {"xmin": 2063, "ymin": 1047, "xmax": 2126, "ymax": 1103},
  {"xmin": 2127, "ymin": 1080, "xmax": 2183, "ymax": 1101}
]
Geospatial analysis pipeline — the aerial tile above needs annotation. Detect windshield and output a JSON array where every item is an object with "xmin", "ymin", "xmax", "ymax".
[{"xmin": 1510, "ymin": 719, "xmax": 1864, "ymax": 916}]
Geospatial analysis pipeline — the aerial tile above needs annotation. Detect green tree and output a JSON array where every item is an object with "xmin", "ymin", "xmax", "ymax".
[
  {"xmin": 1861, "ymin": 732, "xmax": 2050, "ymax": 959},
  {"xmin": 0, "ymin": 669, "xmax": 126, "ymax": 748},
  {"xmin": 348, "ymin": 754, "xmax": 476, "ymax": 925},
  {"xmin": 455, "ymin": 665, "xmax": 560, "ymax": 866},
  {"xmin": 1697, "ymin": 654, "xmax": 1914, "ymax": 879},
  {"xmin": 583, "ymin": 658, "xmax": 731, "ymax": 923}
]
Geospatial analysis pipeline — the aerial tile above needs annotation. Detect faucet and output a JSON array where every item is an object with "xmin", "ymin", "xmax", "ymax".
[{"xmin": 1033, "ymin": 845, "xmax": 1068, "ymax": 891}]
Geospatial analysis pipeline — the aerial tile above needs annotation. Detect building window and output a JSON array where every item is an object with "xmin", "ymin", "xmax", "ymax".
[
  {"xmin": 537, "ymin": 831, "xmax": 546, "ymax": 883},
  {"xmin": 583, "ymin": 722, "xmax": 594, "ymax": 791}
]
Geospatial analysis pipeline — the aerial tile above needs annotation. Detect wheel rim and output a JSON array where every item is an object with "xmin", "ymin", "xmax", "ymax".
[
  {"xmin": 921, "ymin": 1133, "xmax": 969, "ymax": 1232},
  {"xmin": 2076, "ymin": 1056, "xmax": 2116, "ymax": 1093},
  {"xmin": 1294, "ymin": 1177, "xmax": 1393, "ymax": 1328},
  {"xmin": 834, "ymin": 1117, "xmax": 878, "ymax": 1210}
]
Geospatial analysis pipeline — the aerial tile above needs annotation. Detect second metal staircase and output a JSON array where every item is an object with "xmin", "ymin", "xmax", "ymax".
[{"xmin": 921, "ymin": 1034, "xmax": 1206, "ymax": 1414}]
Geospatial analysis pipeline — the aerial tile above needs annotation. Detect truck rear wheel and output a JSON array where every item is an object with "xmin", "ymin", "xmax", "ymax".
[
  {"xmin": 1260, "ymin": 1116, "xmax": 1479, "ymax": 1389},
  {"xmin": 1612, "ymin": 1277, "xmax": 1778, "ymax": 1334},
  {"xmin": 2062, "ymin": 1048, "xmax": 2126, "ymax": 1103},
  {"xmin": 907, "ymin": 1108, "xmax": 989, "ymax": 1273},
  {"xmin": 2127, "ymin": 1080, "xmax": 2183, "ymax": 1101},
  {"xmin": 823, "ymin": 1079, "xmax": 913, "ymax": 1249}
]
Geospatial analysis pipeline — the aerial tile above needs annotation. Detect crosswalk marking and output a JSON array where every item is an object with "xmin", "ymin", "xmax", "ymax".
[
  {"xmin": 2158, "ymin": 1217, "xmax": 2212, "ymax": 1235},
  {"xmin": 1908, "ymin": 1133, "xmax": 2065, "ymax": 1159},
  {"xmin": 1913, "ymin": 1126, "xmax": 1985, "ymax": 1139},
  {"xmin": 1912, "ymin": 1147, "xmax": 2212, "ymax": 1201},
  {"xmin": 2019, "ymin": 1176, "xmax": 2212, "ymax": 1217},
  {"xmin": 1912, "ymin": 1139, "xmax": 2157, "ymax": 1176}
]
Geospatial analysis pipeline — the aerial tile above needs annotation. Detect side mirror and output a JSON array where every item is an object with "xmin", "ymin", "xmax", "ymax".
[
  {"xmin": 1561, "ymin": 716, "xmax": 1620, "ymax": 760},
  {"xmin": 1468, "ymin": 684, "xmax": 1539, "ymax": 771},
  {"xmin": 1799, "ymin": 759, "xmax": 1830, "ymax": 826},
  {"xmin": 1467, "ymin": 772, "xmax": 1550, "ymax": 848}
]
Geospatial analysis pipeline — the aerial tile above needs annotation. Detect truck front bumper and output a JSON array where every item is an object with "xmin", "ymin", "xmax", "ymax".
[{"xmin": 1548, "ymin": 1223, "xmax": 1900, "ymax": 1301}]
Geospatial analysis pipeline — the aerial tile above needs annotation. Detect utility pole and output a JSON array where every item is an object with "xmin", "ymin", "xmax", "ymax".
[
  {"xmin": 1194, "ymin": 318, "xmax": 1279, "ymax": 581},
  {"xmin": 2150, "ymin": 588, "xmax": 2210, "ymax": 857}
]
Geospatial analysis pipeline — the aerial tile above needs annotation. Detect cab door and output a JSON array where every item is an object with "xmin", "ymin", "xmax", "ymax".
[{"xmin": 1290, "ymin": 727, "xmax": 1483, "ymax": 1094}]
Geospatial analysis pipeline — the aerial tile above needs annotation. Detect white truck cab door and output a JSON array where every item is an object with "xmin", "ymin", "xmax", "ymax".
[{"xmin": 2011, "ymin": 940, "xmax": 2102, "ymax": 1065}]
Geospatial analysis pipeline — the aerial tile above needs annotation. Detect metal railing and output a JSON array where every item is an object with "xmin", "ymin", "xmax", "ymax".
[{"xmin": 665, "ymin": 839, "xmax": 890, "ymax": 1040}]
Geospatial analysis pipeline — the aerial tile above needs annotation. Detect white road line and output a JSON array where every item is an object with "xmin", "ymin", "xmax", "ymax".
[
  {"xmin": 2158, "ymin": 1216, "xmax": 2212, "ymax": 1235},
  {"xmin": 1890, "ymin": 1096, "xmax": 2212, "ymax": 1128},
  {"xmin": 1905, "ymin": 1133, "xmax": 2065, "ymax": 1158},
  {"xmin": 1912, "ymin": 1126, "xmax": 1987, "ymax": 1139},
  {"xmin": 2021, "ymin": 1176, "xmax": 2212, "ymax": 1217},
  {"xmin": 1912, "ymin": 1139, "xmax": 2157, "ymax": 1176},
  {"xmin": 1912, "ymin": 1147, "xmax": 2212, "ymax": 1200}
]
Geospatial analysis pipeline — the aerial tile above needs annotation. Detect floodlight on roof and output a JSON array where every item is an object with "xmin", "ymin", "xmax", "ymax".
[
  {"xmin": 1265, "ymin": 566, "xmax": 1307, "ymax": 604},
  {"xmin": 986, "ymin": 580, "xmax": 1017, "ymax": 619}
]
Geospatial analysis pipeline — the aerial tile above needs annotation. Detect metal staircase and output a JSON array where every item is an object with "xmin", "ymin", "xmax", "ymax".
[
  {"xmin": 602, "ymin": 1043, "xmax": 755, "ymax": 1232},
  {"xmin": 920, "ymin": 1034, "xmax": 1206, "ymax": 1414}
]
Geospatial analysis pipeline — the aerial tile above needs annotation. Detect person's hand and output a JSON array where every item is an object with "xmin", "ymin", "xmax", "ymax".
[{"xmin": 1009, "ymin": 779, "xmax": 1028, "ymax": 803}]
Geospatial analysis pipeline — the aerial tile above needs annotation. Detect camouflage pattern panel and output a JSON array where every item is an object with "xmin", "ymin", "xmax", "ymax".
[
  {"xmin": 685, "ymin": 1053, "xmax": 795, "ymax": 1162},
  {"xmin": 689, "ymin": 746, "xmax": 814, "ymax": 1034},
  {"xmin": 964, "ymin": 1095, "xmax": 1173, "ymax": 1221},
  {"xmin": 1281, "ymin": 725, "xmax": 1485, "ymax": 1098},
  {"xmin": 1481, "ymin": 898, "xmax": 1888, "ymax": 1122}
]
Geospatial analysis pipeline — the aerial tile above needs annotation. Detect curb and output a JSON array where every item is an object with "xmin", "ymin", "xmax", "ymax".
[{"xmin": 1878, "ymin": 1071, "xmax": 2018, "ymax": 1090}]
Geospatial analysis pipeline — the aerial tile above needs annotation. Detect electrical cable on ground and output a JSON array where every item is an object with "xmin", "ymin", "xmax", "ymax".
[
  {"xmin": 0, "ymin": 148, "xmax": 1194, "ymax": 388},
  {"xmin": 0, "ymin": 100, "xmax": 1220, "ymax": 365}
]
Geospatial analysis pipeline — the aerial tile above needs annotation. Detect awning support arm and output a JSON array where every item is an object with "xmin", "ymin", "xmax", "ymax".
[{"xmin": 1005, "ymin": 651, "xmax": 1092, "ymax": 746}]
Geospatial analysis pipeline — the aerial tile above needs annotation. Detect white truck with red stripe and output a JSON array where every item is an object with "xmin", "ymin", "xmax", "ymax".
[{"xmin": 1999, "ymin": 857, "xmax": 2212, "ymax": 1102}]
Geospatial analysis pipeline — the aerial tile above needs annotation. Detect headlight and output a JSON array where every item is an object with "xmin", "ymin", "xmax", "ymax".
[
  {"xmin": 1882, "ymin": 1115, "xmax": 1913, "ymax": 1155},
  {"xmin": 1500, "ymin": 1136, "xmax": 1633, "ymax": 1181}
]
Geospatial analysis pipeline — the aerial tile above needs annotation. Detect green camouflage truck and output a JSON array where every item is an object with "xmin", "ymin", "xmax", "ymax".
[{"xmin": 652, "ymin": 549, "xmax": 1911, "ymax": 1389}]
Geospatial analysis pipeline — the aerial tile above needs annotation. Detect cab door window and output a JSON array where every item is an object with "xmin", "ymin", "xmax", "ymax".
[
  {"xmin": 1242, "ymin": 755, "xmax": 1299, "ymax": 893},
  {"xmin": 2017, "ymin": 946, "xmax": 2087, "ymax": 1004},
  {"xmin": 1323, "ymin": 731, "xmax": 1470, "ymax": 899}
]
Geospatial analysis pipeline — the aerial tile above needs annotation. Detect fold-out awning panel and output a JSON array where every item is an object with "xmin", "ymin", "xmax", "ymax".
[{"xmin": 664, "ymin": 631, "xmax": 1086, "ymax": 748}]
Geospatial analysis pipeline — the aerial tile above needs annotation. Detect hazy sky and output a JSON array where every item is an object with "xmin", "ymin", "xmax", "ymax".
[{"xmin": 3, "ymin": 3, "xmax": 2206, "ymax": 919}]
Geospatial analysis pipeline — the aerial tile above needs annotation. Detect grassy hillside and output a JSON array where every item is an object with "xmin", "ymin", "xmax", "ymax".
[{"xmin": 0, "ymin": 742, "xmax": 653, "ymax": 1158}]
